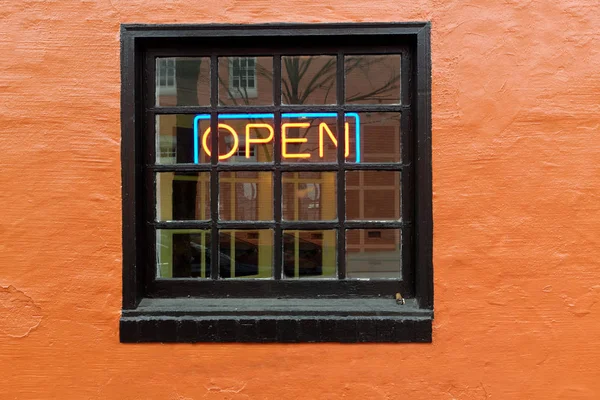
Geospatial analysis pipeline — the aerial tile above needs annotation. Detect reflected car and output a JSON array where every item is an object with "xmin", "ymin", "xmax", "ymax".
[{"xmin": 283, "ymin": 234, "xmax": 323, "ymax": 277}]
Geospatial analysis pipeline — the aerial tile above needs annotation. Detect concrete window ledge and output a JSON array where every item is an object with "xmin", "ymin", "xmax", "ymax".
[{"xmin": 120, "ymin": 298, "xmax": 432, "ymax": 343}]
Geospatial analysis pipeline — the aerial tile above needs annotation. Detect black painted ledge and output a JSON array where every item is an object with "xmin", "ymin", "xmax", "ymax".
[{"xmin": 120, "ymin": 298, "xmax": 433, "ymax": 343}]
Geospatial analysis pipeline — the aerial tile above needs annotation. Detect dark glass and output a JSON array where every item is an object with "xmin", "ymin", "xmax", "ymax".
[
  {"xmin": 156, "ymin": 172, "xmax": 210, "ymax": 221},
  {"xmin": 346, "ymin": 112, "xmax": 401, "ymax": 163},
  {"xmin": 346, "ymin": 171, "xmax": 401, "ymax": 220},
  {"xmin": 219, "ymin": 57, "xmax": 273, "ymax": 105},
  {"xmin": 219, "ymin": 172, "xmax": 273, "ymax": 221},
  {"xmin": 282, "ymin": 172, "xmax": 336, "ymax": 221},
  {"xmin": 219, "ymin": 230, "xmax": 273, "ymax": 279},
  {"xmin": 157, "ymin": 229, "xmax": 210, "ymax": 278},
  {"xmin": 346, "ymin": 229, "xmax": 401, "ymax": 279},
  {"xmin": 155, "ymin": 57, "xmax": 210, "ymax": 106},
  {"xmin": 282, "ymin": 56, "xmax": 337, "ymax": 105},
  {"xmin": 283, "ymin": 230, "xmax": 336, "ymax": 279},
  {"xmin": 157, "ymin": 229, "xmax": 273, "ymax": 279},
  {"xmin": 345, "ymin": 55, "xmax": 401, "ymax": 104}
]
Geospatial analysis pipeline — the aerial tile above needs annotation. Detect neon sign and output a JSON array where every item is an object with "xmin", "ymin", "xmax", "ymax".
[{"xmin": 193, "ymin": 113, "xmax": 361, "ymax": 163}]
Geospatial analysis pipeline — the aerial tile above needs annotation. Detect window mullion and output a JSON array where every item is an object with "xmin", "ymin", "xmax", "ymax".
[
  {"xmin": 336, "ymin": 52, "xmax": 346, "ymax": 279},
  {"xmin": 273, "ymin": 55, "xmax": 283, "ymax": 280},
  {"xmin": 210, "ymin": 55, "xmax": 220, "ymax": 280}
]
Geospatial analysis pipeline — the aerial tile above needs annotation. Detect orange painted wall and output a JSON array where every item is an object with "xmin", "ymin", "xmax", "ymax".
[{"xmin": 1, "ymin": 1, "xmax": 599, "ymax": 398}]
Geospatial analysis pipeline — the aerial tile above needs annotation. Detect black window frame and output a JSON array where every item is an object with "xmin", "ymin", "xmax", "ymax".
[{"xmin": 120, "ymin": 22, "xmax": 433, "ymax": 343}]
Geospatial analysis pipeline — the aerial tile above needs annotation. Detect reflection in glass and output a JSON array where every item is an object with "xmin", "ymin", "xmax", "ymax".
[
  {"xmin": 283, "ymin": 230, "xmax": 336, "ymax": 279},
  {"xmin": 157, "ymin": 229, "xmax": 210, "ymax": 278},
  {"xmin": 156, "ymin": 114, "xmax": 209, "ymax": 164},
  {"xmin": 155, "ymin": 57, "xmax": 210, "ymax": 106},
  {"xmin": 219, "ymin": 172, "xmax": 273, "ymax": 221},
  {"xmin": 346, "ymin": 171, "xmax": 401, "ymax": 220},
  {"xmin": 156, "ymin": 172, "xmax": 210, "ymax": 221},
  {"xmin": 157, "ymin": 229, "xmax": 273, "ymax": 279},
  {"xmin": 346, "ymin": 112, "xmax": 401, "ymax": 163},
  {"xmin": 345, "ymin": 55, "xmax": 401, "ymax": 104},
  {"xmin": 282, "ymin": 172, "xmax": 336, "ymax": 221},
  {"xmin": 219, "ymin": 230, "xmax": 273, "ymax": 278},
  {"xmin": 346, "ymin": 229, "xmax": 401, "ymax": 279},
  {"xmin": 282, "ymin": 56, "xmax": 337, "ymax": 105},
  {"xmin": 219, "ymin": 57, "xmax": 273, "ymax": 105}
]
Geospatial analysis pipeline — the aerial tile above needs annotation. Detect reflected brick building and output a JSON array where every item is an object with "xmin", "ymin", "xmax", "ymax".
[{"xmin": 155, "ymin": 55, "xmax": 402, "ymax": 279}]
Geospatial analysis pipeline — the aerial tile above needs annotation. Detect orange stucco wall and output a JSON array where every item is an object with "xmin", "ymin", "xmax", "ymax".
[{"xmin": 1, "ymin": 1, "xmax": 599, "ymax": 398}]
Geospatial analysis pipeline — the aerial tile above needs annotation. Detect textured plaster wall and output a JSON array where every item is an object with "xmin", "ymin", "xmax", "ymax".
[{"xmin": 1, "ymin": 0, "xmax": 600, "ymax": 398}]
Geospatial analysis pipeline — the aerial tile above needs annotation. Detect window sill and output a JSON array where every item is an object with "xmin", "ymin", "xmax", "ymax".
[{"xmin": 120, "ymin": 298, "xmax": 432, "ymax": 343}]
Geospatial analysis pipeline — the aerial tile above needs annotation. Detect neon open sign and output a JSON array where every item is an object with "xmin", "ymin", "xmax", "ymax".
[{"xmin": 193, "ymin": 113, "xmax": 361, "ymax": 163}]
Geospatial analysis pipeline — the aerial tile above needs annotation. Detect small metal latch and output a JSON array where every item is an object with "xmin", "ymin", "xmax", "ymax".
[{"xmin": 395, "ymin": 292, "xmax": 405, "ymax": 305}]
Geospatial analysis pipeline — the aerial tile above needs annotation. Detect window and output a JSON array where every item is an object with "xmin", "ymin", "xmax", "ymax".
[
  {"xmin": 156, "ymin": 57, "xmax": 176, "ymax": 97},
  {"xmin": 228, "ymin": 57, "xmax": 258, "ymax": 98},
  {"xmin": 121, "ymin": 23, "xmax": 432, "ymax": 343}
]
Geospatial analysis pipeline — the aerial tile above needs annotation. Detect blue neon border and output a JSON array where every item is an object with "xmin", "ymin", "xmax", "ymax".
[{"xmin": 192, "ymin": 113, "xmax": 361, "ymax": 163}]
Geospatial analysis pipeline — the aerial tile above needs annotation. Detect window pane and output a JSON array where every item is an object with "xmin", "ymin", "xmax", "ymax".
[
  {"xmin": 281, "ymin": 115, "xmax": 339, "ymax": 163},
  {"xmin": 157, "ymin": 229, "xmax": 211, "ymax": 278},
  {"xmin": 219, "ymin": 56, "xmax": 271, "ymax": 105},
  {"xmin": 346, "ymin": 171, "xmax": 401, "ymax": 220},
  {"xmin": 155, "ymin": 57, "xmax": 210, "ymax": 106},
  {"xmin": 219, "ymin": 172, "xmax": 273, "ymax": 221},
  {"xmin": 346, "ymin": 112, "xmax": 401, "ymax": 164},
  {"xmin": 156, "ymin": 172, "xmax": 210, "ymax": 221},
  {"xmin": 155, "ymin": 114, "xmax": 210, "ymax": 164},
  {"xmin": 282, "ymin": 172, "xmax": 336, "ymax": 221},
  {"xmin": 346, "ymin": 229, "xmax": 401, "ymax": 279},
  {"xmin": 345, "ymin": 55, "xmax": 401, "ymax": 104},
  {"xmin": 219, "ymin": 230, "xmax": 273, "ymax": 279},
  {"xmin": 282, "ymin": 56, "xmax": 336, "ymax": 105},
  {"xmin": 283, "ymin": 230, "xmax": 336, "ymax": 279},
  {"xmin": 211, "ymin": 115, "xmax": 274, "ymax": 164}
]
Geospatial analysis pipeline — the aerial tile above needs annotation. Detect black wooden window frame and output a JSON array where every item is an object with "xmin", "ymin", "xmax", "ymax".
[{"xmin": 120, "ymin": 23, "xmax": 433, "ymax": 343}]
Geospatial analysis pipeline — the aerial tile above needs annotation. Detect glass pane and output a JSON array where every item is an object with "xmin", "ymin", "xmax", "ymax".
[
  {"xmin": 282, "ymin": 56, "xmax": 336, "ymax": 105},
  {"xmin": 219, "ymin": 230, "xmax": 273, "ymax": 279},
  {"xmin": 157, "ymin": 229, "xmax": 211, "ymax": 278},
  {"xmin": 156, "ymin": 114, "xmax": 210, "ymax": 164},
  {"xmin": 346, "ymin": 229, "xmax": 401, "ymax": 279},
  {"xmin": 155, "ymin": 57, "xmax": 210, "ymax": 106},
  {"xmin": 283, "ymin": 230, "xmax": 336, "ymax": 279},
  {"xmin": 346, "ymin": 171, "xmax": 401, "ymax": 220},
  {"xmin": 156, "ymin": 172, "xmax": 210, "ymax": 221},
  {"xmin": 207, "ymin": 115, "xmax": 274, "ymax": 164},
  {"xmin": 219, "ymin": 57, "xmax": 272, "ymax": 105},
  {"xmin": 345, "ymin": 55, "xmax": 401, "ymax": 104},
  {"xmin": 281, "ymin": 115, "xmax": 338, "ymax": 163},
  {"xmin": 346, "ymin": 112, "xmax": 401, "ymax": 164},
  {"xmin": 282, "ymin": 172, "xmax": 336, "ymax": 221},
  {"xmin": 219, "ymin": 172, "xmax": 273, "ymax": 221}
]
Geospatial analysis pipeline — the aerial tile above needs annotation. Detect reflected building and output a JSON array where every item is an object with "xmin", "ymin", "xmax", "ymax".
[{"xmin": 155, "ymin": 56, "xmax": 403, "ymax": 280}]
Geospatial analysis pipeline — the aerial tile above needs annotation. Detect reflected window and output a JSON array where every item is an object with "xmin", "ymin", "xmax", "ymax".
[
  {"xmin": 157, "ymin": 58, "xmax": 176, "ymax": 95},
  {"xmin": 229, "ymin": 57, "xmax": 257, "ymax": 98}
]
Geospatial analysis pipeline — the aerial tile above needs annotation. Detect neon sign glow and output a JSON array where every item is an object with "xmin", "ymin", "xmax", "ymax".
[{"xmin": 193, "ymin": 113, "xmax": 361, "ymax": 163}]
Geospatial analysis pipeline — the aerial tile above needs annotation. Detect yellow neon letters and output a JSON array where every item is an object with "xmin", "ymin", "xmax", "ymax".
[
  {"xmin": 281, "ymin": 122, "xmax": 311, "ymax": 159},
  {"xmin": 245, "ymin": 124, "xmax": 274, "ymax": 158},
  {"xmin": 318, "ymin": 122, "xmax": 350, "ymax": 158},
  {"xmin": 202, "ymin": 123, "xmax": 240, "ymax": 160}
]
